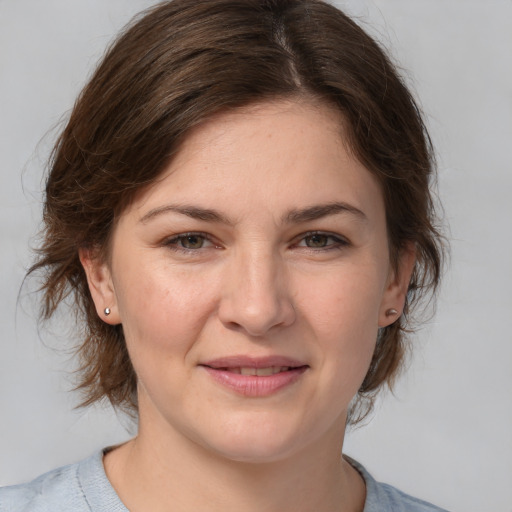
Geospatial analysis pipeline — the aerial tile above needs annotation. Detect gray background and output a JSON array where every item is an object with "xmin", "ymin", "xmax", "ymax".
[{"xmin": 1, "ymin": 1, "xmax": 511, "ymax": 511}]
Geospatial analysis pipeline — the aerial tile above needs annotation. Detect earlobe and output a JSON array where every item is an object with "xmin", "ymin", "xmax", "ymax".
[
  {"xmin": 378, "ymin": 243, "xmax": 416, "ymax": 328},
  {"xmin": 79, "ymin": 248, "xmax": 121, "ymax": 325}
]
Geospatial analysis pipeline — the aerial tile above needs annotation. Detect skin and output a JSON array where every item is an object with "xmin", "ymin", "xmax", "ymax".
[{"xmin": 81, "ymin": 100, "xmax": 415, "ymax": 512}]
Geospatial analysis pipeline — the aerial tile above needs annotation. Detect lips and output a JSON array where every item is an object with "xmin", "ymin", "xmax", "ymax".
[
  {"xmin": 200, "ymin": 356, "xmax": 308, "ymax": 397},
  {"xmin": 225, "ymin": 366, "xmax": 293, "ymax": 376}
]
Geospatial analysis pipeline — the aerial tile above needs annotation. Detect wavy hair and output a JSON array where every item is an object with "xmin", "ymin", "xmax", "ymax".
[{"xmin": 29, "ymin": 0, "xmax": 444, "ymax": 424}]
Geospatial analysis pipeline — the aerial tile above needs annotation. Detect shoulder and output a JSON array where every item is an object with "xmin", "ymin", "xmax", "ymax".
[
  {"xmin": 348, "ymin": 458, "xmax": 450, "ymax": 512},
  {"xmin": 370, "ymin": 481, "xmax": 450, "ymax": 512},
  {"xmin": 0, "ymin": 460, "xmax": 86, "ymax": 512},
  {"xmin": 0, "ymin": 451, "xmax": 125, "ymax": 512}
]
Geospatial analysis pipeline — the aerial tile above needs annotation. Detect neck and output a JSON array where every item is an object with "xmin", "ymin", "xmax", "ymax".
[{"xmin": 104, "ymin": 409, "xmax": 365, "ymax": 512}]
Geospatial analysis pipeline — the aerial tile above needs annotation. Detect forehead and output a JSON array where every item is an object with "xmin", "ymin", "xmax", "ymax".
[{"xmin": 124, "ymin": 100, "xmax": 384, "ymax": 225}]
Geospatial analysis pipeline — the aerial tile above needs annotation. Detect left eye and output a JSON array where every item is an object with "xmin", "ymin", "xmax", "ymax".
[
  {"xmin": 165, "ymin": 233, "xmax": 213, "ymax": 250},
  {"xmin": 297, "ymin": 233, "xmax": 347, "ymax": 249}
]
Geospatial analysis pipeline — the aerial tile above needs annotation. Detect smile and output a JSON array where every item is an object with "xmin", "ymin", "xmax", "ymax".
[
  {"xmin": 200, "ymin": 357, "xmax": 309, "ymax": 397},
  {"xmin": 217, "ymin": 366, "xmax": 293, "ymax": 376}
]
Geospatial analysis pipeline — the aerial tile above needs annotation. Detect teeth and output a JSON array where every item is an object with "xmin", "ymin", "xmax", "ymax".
[{"xmin": 237, "ymin": 366, "xmax": 290, "ymax": 376}]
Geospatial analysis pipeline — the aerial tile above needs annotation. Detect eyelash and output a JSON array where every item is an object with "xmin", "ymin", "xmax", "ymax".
[
  {"xmin": 163, "ymin": 232, "xmax": 216, "ymax": 253},
  {"xmin": 294, "ymin": 231, "xmax": 350, "ymax": 252},
  {"xmin": 162, "ymin": 230, "xmax": 349, "ymax": 254}
]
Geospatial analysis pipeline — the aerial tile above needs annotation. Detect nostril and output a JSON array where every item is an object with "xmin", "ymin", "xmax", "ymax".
[{"xmin": 219, "ymin": 305, "xmax": 295, "ymax": 337}]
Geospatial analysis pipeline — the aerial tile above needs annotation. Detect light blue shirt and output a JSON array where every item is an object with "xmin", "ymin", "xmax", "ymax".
[{"xmin": 0, "ymin": 451, "xmax": 449, "ymax": 511}]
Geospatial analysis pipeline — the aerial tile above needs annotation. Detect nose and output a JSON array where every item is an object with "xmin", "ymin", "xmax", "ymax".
[{"xmin": 217, "ymin": 247, "xmax": 296, "ymax": 337}]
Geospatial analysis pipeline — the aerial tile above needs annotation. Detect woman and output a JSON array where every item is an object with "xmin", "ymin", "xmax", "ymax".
[{"xmin": 1, "ymin": 0, "xmax": 447, "ymax": 510}]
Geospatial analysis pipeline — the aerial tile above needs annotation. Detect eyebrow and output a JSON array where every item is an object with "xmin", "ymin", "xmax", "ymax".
[
  {"xmin": 139, "ymin": 201, "xmax": 367, "ymax": 225},
  {"xmin": 283, "ymin": 202, "xmax": 368, "ymax": 224},
  {"xmin": 140, "ymin": 205, "xmax": 234, "ymax": 225}
]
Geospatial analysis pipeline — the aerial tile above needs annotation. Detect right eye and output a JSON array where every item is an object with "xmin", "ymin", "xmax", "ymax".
[{"xmin": 163, "ymin": 232, "xmax": 214, "ymax": 251}]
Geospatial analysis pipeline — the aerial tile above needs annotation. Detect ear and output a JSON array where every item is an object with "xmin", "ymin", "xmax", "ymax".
[
  {"xmin": 79, "ymin": 248, "xmax": 121, "ymax": 325},
  {"xmin": 378, "ymin": 243, "xmax": 416, "ymax": 328}
]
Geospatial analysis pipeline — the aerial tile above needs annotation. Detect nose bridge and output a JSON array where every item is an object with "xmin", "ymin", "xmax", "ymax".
[
  {"xmin": 242, "ymin": 245, "xmax": 278, "ymax": 302},
  {"xmin": 219, "ymin": 241, "xmax": 295, "ymax": 336}
]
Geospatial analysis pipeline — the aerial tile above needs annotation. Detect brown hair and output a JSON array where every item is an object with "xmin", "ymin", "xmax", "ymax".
[{"xmin": 30, "ymin": 0, "xmax": 444, "ymax": 423}]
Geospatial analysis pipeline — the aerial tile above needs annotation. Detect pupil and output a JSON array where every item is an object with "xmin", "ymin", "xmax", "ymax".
[{"xmin": 308, "ymin": 234, "xmax": 327, "ymax": 247}]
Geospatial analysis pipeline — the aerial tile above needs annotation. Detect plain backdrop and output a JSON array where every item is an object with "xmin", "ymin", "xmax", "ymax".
[{"xmin": 1, "ymin": 1, "xmax": 511, "ymax": 511}]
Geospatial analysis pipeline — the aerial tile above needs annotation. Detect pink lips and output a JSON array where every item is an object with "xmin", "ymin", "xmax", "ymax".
[{"xmin": 200, "ymin": 356, "xmax": 308, "ymax": 397}]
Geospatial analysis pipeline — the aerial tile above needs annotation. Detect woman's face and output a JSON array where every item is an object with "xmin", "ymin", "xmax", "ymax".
[{"xmin": 84, "ymin": 100, "xmax": 411, "ymax": 462}]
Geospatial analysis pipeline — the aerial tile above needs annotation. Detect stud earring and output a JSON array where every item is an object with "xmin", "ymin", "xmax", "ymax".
[
  {"xmin": 104, "ymin": 307, "xmax": 111, "ymax": 316},
  {"xmin": 385, "ymin": 308, "xmax": 398, "ymax": 317}
]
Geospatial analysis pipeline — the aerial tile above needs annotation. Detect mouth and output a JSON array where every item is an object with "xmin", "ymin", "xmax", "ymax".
[
  {"xmin": 199, "ymin": 357, "xmax": 309, "ymax": 397},
  {"xmin": 207, "ymin": 366, "xmax": 302, "ymax": 376}
]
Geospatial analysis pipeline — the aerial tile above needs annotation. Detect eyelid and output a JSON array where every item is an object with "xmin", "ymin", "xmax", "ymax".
[
  {"xmin": 162, "ymin": 232, "xmax": 219, "ymax": 251},
  {"xmin": 293, "ymin": 230, "xmax": 350, "ymax": 250}
]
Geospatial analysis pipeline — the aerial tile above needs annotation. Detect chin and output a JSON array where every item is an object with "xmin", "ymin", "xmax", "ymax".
[
  {"xmin": 208, "ymin": 438, "xmax": 299, "ymax": 464},
  {"xmin": 193, "ymin": 415, "xmax": 318, "ymax": 464}
]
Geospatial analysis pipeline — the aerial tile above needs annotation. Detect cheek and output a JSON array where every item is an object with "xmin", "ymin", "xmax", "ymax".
[
  {"xmin": 298, "ymin": 264, "xmax": 385, "ymax": 385},
  {"xmin": 113, "ymin": 262, "xmax": 219, "ymax": 357},
  {"xmin": 300, "ymin": 262, "xmax": 386, "ymax": 333}
]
